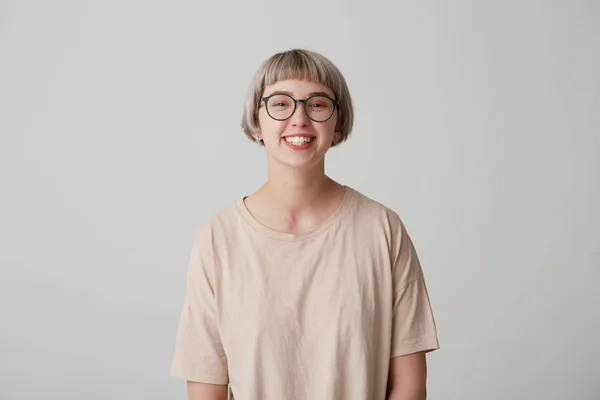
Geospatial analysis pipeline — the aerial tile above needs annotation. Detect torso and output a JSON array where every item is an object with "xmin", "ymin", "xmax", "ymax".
[{"xmin": 210, "ymin": 187, "xmax": 397, "ymax": 399}]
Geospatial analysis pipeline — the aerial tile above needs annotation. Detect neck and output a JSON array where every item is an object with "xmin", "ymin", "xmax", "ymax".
[
  {"xmin": 244, "ymin": 158, "xmax": 346, "ymax": 234},
  {"xmin": 259, "ymin": 159, "xmax": 339, "ymax": 217}
]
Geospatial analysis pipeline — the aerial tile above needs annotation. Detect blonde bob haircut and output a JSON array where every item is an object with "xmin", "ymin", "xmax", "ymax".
[{"xmin": 241, "ymin": 49, "xmax": 354, "ymax": 147}]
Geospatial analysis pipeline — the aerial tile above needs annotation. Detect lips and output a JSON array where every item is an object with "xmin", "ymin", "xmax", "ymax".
[
  {"xmin": 284, "ymin": 136, "xmax": 315, "ymax": 146},
  {"xmin": 280, "ymin": 134, "xmax": 316, "ymax": 150}
]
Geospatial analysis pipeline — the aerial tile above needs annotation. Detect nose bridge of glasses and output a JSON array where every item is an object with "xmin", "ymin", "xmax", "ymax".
[{"xmin": 290, "ymin": 98, "xmax": 310, "ymax": 119}]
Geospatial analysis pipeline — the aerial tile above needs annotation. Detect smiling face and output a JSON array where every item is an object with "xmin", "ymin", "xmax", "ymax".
[{"xmin": 257, "ymin": 79, "xmax": 340, "ymax": 169}]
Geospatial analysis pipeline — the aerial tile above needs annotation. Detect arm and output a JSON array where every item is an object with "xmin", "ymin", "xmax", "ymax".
[
  {"xmin": 187, "ymin": 381, "xmax": 228, "ymax": 400},
  {"xmin": 170, "ymin": 224, "xmax": 230, "ymax": 397},
  {"xmin": 386, "ymin": 351, "xmax": 428, "ymax": 400},
  {"xmin": 387, "ymin": 216, "xmax": 439, "ymax": 399}
]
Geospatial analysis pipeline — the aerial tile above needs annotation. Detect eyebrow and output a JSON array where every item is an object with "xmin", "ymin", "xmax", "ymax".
[{"xmin": 265, "ymin": 90, "xmax": 335, "ymax": 98}]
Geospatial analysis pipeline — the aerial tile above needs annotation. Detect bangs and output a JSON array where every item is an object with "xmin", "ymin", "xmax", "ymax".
[{"xmin": 261, "ymin": 51, "xmax": 335, "ymax": 91}]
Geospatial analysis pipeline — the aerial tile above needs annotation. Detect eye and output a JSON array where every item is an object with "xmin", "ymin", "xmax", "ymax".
[
  {"xmin": 268, "ymin": 95, "xmax": 293, "ymax": 108},
  {"xmin": 307, "ymin": 97, "xmax": 332, "ymax": 110}
]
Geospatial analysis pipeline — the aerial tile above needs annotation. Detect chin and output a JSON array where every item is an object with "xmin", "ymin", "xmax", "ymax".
[{"xmin": 272, "ymin": 153, "xmax": 326, "ymax": 170}]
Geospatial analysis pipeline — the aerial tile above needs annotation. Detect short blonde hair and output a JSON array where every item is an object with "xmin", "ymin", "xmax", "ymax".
[{"xmin": 241, "ymin": 49, "xmax": 354, "ymax": 147}]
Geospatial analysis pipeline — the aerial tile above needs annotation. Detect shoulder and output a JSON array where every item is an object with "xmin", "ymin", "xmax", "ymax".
[
  {"xmin": 345, "ymin": 187, "xmax": 418, "ymax": 270},
  {"xmin": 347, "ymin": 187, "xmax": 406, "ymax": 235},
  {"xmin": 191, "ymin": 201, "xmax": 244, "ymax": 247}
]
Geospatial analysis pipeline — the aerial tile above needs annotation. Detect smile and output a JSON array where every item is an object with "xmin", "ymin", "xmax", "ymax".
[{"xmin": 284, "ymin": 136, "xmax": 315, "ymax": 146}]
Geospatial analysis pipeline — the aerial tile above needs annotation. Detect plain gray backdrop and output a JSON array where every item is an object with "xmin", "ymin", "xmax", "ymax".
[{"xmin": 1, "ymin": 1, "xmax": 599, "ymax": 399}]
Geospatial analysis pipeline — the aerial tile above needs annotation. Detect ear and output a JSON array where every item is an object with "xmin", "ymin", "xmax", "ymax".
[{"xmin": 332, "ymin": 133, "xmax": 342, "ymax": 145}]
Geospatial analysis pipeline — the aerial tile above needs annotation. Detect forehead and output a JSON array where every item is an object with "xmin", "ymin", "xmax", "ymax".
[{"xmin": 263, "ymin": 79, "xmax": 335, "ymax": 98}]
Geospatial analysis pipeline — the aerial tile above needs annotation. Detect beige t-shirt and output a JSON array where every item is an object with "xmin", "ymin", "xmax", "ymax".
[{"xmin": 170, "ymin": 187, "xmax": 439, "ymax": 399}]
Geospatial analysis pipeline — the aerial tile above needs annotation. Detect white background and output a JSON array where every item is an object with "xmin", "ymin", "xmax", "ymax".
[{"xmin": 1, "ymin": 1, "xmax": 598, "ymax": 399}]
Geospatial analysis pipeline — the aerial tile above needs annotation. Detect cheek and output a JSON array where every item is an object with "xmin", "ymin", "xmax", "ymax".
[
  {"xmin": 318, "ymin": 112, "xmax": 338, "ymax": 133},
  {"xmin": 317, "ymin": 120, "xmax": 337, "ymax": 137},
  {"xmin": 259, "ymin": 114, "xmax": 286, "ymax": 134},
  {"xmin": 330, "ymin": 113, "xmax": 340, "ymax": 131}
]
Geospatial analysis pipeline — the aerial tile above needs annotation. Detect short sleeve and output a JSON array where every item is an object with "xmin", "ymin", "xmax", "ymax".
[
  {"xmin": 390, "ymin": 218, "xmax": 440, "ymax": 358},
  {"xmin": 170, "ymin": 225, "xmax": 229, "ymax": 384}
]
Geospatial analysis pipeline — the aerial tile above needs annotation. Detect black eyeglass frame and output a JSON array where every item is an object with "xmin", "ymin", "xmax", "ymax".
[{"xmin": 260, "ymin": 93, "xmax": 340, "ymax": 122}]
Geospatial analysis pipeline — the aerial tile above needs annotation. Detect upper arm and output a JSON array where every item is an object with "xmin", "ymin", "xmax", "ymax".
[
  {"xmin": 390, "ymin": 216, "xmax": 440, "ymax": 358},
  {"xmin": 387, "ymin": 216, "xmax": 439, "ymax": 398},
  {"xmin": 187, "ymin": 381, "xmax": 229, "ymax": 400},
  {"xmin": 387, "ymin": 352, "xmax": 428, "ymax": 399},
  {"xmin": 171, "ymin": 224, "xmax": 229, "ymax": 385}
]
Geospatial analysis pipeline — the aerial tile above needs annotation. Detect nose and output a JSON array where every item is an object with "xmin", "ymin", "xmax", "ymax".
[{"xmin": 290, "ymin": 101, "xmax": 310, "ymax": 126}]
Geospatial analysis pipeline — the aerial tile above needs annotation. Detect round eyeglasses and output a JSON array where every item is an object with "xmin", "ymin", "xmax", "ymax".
[{"xmin": 261, "ymin": 93, "xmax": 339, "ymax": 122}]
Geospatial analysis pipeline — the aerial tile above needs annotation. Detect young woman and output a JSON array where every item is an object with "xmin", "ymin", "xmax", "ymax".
[{"xmin": 171, "ymin": 49, "xmax": 440, "ymax": 400}]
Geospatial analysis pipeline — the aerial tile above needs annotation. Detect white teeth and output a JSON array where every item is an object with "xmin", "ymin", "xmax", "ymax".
[{"xmin": 285, "ymin": 136, "xmax": 314, "ymax": 146}]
